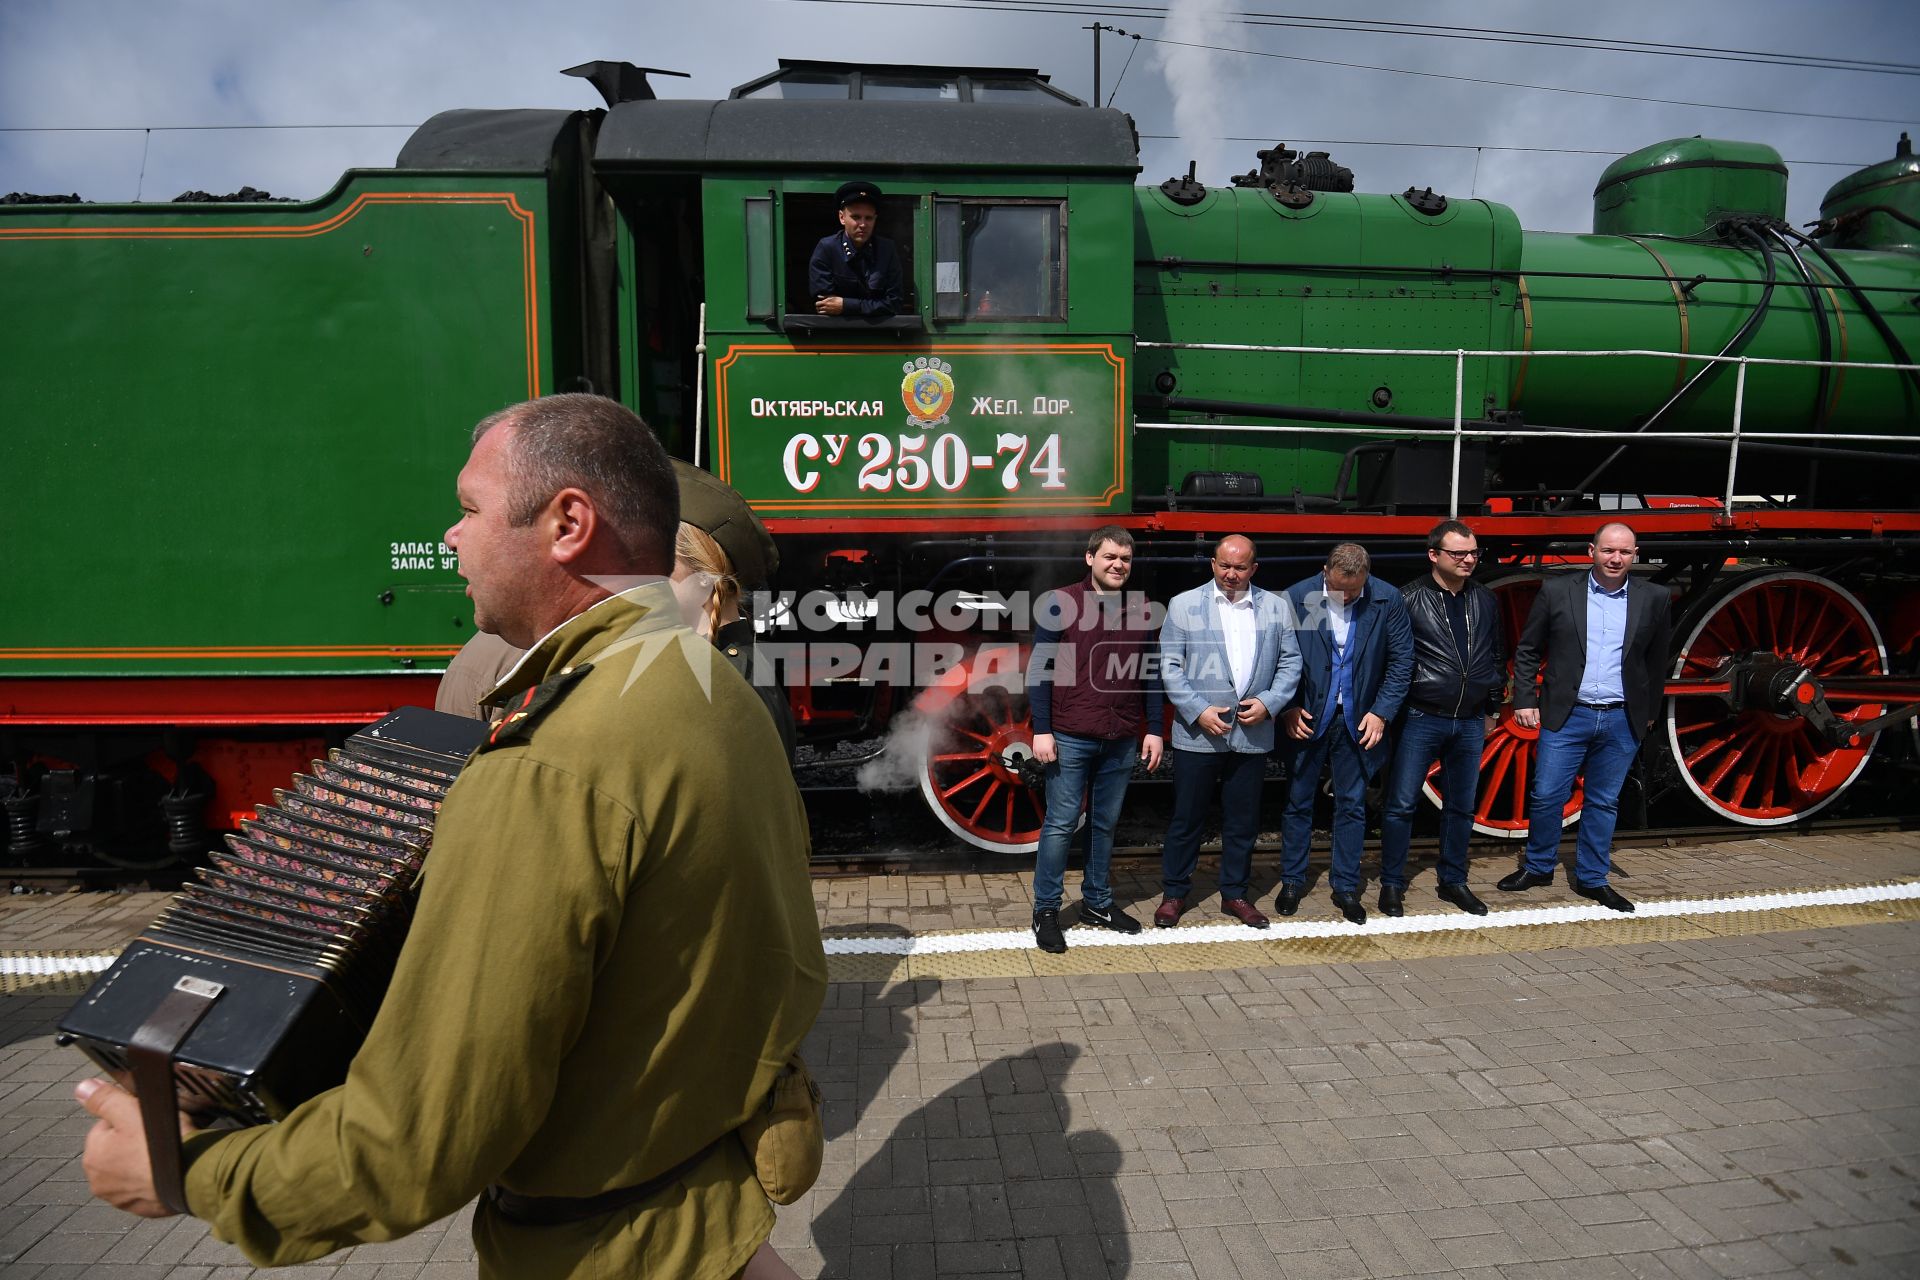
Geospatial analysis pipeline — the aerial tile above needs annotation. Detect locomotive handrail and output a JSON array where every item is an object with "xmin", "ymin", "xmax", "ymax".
[
  {"xmin": 1134, "ymin": 421, "xmax": 1905, "ymax": 444},
  {"xmin": 1134, "ymin": 342, "xmax": 1920, "ymax": 516},
  {"xmin": 1135, "ymin": 342, "xmax": 1920, "ymax": 372}
]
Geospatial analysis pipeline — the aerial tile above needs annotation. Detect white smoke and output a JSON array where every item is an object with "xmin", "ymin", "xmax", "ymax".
[
  {"xmin": 1157, "ymin": 0, "xmax": 1243, "ymax": 186},
  {"xmin": 855, "ymin": 708, "xmax": 942, "ymax": 794},
  {"xmin": 855, "ymin": 648, "xmax": 1030, "ymax": 795}
]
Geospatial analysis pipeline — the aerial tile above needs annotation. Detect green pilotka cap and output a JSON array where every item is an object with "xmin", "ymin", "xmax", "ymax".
[{"xmin": 672, "ymin": 460, "xmax": 779, "ymax": 588}]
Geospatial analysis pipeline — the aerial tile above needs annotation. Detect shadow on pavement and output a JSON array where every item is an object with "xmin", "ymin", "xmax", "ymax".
[{"xmin": 807, "ymin": 993, "xmax": 1130, "ymax": 1278}]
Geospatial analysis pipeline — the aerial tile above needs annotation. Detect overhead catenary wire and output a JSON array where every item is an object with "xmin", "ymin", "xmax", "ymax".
[
  {"xmin": 933, "ymin": 0, "xmax": 1920, "ymax": 76},
  {"xmin": 1104, "ymin": 27, "xmax": 1144, "ymax": 107},
  {"xmin": 5, "ymin": 9, "xmax": 1906, "ymax": 172},
  {"xmin": 777, "ymin": 0, "xmax": 1920, "ymax": 126},
  {"xmin": 1138, "ymin": 33, "xmax": 1919, "ymax": 126},
  {"xmin": 1235, "ymin": 9, "xmax": 1920, "ymax": 75},
  {"xmin": 0, "ymin": 118, "xmax": 1882, "ymax": 173}
]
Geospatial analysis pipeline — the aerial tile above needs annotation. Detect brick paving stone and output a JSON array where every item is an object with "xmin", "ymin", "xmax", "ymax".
[{"xmin": 3, "ymin": 835, "xmax": 1918, "ymax": 1276}]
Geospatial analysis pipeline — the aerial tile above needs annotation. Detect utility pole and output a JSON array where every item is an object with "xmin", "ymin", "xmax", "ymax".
[{"xmin": 1085, "ymin": 23, "xmax": 1114, "ymax": 107}]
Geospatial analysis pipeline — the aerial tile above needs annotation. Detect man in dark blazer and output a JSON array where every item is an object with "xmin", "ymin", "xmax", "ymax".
[
  {"xmin": 1503, "ymin": 522, "xmax": 1672, "ymax": 911},
  {"xmin": 1276, "ymin": 543, "xmax": 1413, "ymax": 924}
]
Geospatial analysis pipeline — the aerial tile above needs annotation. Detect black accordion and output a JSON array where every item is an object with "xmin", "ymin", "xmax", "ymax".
[{"xmin": 58, "ymin": 706, "xmax": 488, "ymax": 1211}]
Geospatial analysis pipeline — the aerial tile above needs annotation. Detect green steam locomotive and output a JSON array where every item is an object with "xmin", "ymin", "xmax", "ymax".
[{"xmin": 3, "ymin": 59, "xmax": 1916, "ymax": 867}]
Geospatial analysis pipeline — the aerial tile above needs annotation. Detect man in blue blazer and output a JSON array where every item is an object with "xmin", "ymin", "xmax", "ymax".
[
  {"xmin": 1156, "ymin": 535, "xmax": 1302, "ymax": 929},
  {"xmin": 1276, "ymin": 544, "xmax": 1414, "ymax": 925}
]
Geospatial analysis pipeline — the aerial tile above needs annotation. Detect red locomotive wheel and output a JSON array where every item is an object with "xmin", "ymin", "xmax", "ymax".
[
  {"xmin": 1421, "ymin": 573, "xmax": 1583, "ymax": 839},
  {"xmin": 913, "ymin": 645, "xmax": 1061, "ymax": 854},
  {"xmin": 1666, "ymin": 572, "xmax": 1886, "ymax": 825},
  {"xmin": 1883, "ymin": 589, "xmax": 1920, "ymax": 760}
]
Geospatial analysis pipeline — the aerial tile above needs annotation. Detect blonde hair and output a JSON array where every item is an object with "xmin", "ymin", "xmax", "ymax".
[{"xmin": 674, "ymin": 521, "xmax": 740, "ymax": 637}]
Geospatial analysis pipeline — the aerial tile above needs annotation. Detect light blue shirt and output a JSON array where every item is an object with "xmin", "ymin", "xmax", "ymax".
[{"xmin": 1577, "ymin": 573, "xmax": 1629, "ymax": 705}]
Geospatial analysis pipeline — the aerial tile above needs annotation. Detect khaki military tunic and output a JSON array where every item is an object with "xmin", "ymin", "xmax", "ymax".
[
  {"xmin": 181, "ymin": 583, "xmax": 827, "ymax": 1279},
  {"xmin": 433, "ymin": 630, "xmax": 525, "ymax": 724}
]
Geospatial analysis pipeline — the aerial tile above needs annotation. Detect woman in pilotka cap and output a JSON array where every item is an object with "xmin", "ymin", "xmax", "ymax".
[
  {"xmin": 668, "ymin": 460, "xmax": 794, "ymax": 763},
  {"xmin": 436, "ymin": 461, "xmax": 793, "ymax": 765}
]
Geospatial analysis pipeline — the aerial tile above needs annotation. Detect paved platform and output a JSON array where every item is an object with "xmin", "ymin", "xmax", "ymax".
[{"xmin": 1, "ymin": 831, "xmax": 1917, "ymax": 1277}]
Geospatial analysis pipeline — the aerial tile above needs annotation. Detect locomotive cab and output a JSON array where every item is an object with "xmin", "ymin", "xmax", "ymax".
[{"xmin": 590, "ymin": 61, "xmax": 1143, "ymax": 522}]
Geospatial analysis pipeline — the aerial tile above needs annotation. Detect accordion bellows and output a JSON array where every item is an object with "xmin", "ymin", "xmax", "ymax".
[{"xmin": 59, "ymin": 707, "xmax": 489, "ymax": 1126}]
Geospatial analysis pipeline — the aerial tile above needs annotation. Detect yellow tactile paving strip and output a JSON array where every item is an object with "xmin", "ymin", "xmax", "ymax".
[
  {"xmin": 5, "ymin": 893, "xmax": 1918, "ymax": 994},
  {"xmin": 0, "ymin": 953, "xmax": 106, "ymax": 997},
  {"xmin": 800, "ymin": 892, "xmax": 1920, "ymax": 983},
  {"xmin": 4, "ymin": 832, "xmax": 1917, "ymax": 992}
]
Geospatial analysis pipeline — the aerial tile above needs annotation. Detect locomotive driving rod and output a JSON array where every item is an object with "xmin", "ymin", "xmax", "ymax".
[{"xmin": 1664, "ymin": 663, "xmax": 1920, "ymax": 750}]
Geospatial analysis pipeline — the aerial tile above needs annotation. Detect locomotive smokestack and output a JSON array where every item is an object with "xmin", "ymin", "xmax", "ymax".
[{"xmin": 562, "ymin": 61, "xmax": 690, "ymax": 108}]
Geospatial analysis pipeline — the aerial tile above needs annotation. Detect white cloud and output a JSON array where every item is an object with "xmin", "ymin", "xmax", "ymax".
[{"xmin": 2, "ymin": 0, "xmax": 1913, "ymax": 228}]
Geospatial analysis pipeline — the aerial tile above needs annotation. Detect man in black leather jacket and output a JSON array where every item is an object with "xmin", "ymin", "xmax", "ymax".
[{"xmin": 1375, "ymin": 520, "xmax": 1506, "ymax": 920}]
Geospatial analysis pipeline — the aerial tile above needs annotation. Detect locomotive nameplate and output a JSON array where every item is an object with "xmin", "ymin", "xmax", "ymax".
[{"xmin": 711, "ymin": 343, "xmax": 1129, "ymax": 515}]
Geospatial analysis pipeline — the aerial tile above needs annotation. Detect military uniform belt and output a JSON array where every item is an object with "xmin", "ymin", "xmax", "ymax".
[{"xmin": 486, "ymin": 1134, "xmax": 727, "ymax": 1226}]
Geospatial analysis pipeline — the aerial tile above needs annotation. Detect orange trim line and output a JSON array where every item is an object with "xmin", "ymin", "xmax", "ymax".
[
  {"xmin": 1634, "ymin": 241, "xmax": 1692, "ymax": 396},
  {"xmin": 1, "ymin": 192, "xmax": 542, "ymax": 398},
  {"xmin": 1510, "ymin": 276, "xmax": 1534, "ymax": 406},
  {"xmin": 713, "ymin": 343, "xmax": 1127, "ymax": 511}
]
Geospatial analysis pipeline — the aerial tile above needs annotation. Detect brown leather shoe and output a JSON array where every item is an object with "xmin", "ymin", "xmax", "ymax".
[
  {"xmin": 1153, "ymin": 897, "xmax": 1186, "ymax": 928},
  {"xmin": 1220, "ymin": 897, "xmax": 1270, "ymax": 930}
]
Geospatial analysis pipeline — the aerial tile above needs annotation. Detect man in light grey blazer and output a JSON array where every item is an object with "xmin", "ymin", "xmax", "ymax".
[{"xmin": 1155, "ymin": 535, "xmax": 1303, "ymax": 929}]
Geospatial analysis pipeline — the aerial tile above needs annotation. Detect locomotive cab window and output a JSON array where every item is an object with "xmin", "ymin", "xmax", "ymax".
[
  {"xmin": 933, "ymin": 199, "xmax": 1066, "ymax": 322},
  {"xmin": 780, "ymin": 191, "xmax": 920, "ymax": 332}
]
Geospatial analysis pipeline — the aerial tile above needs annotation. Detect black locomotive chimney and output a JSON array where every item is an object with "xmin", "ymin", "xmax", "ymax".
[{"xmin": 562, "ymin": 61, "xmax": 691, "ymax": 107}]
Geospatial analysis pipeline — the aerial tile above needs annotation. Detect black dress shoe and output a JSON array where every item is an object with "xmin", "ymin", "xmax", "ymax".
[
  {"xmin": 1497, "ymin": 868, "xmax": 1555, "ymax": 892},
  {"xmin": 1436, "ymin": 882, "xmax": 1489, "ymax": 916},
  {"xmin": 1574, "ymin": 881, "xmax": 1635, "ymax": 913},
  {"xmin": 1274, "ymin": 883, "xmax": 1304, "ymax": 917},
  {"xmin": 1377, "ymin": 885, "xmax": 1404, "ymax": 917},
  {"xmin": 1329, "ymin": 891, "xmax": 1367, "ymax": 926}
]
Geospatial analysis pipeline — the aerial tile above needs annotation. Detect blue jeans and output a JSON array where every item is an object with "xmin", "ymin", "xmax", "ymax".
[
  {"xmin": 1379, "ymin": 709, "xmax": 1485, "ymax": 890},
  {"xmin": 1524, "ymin": 705, "xmax": 1640, "ymax": 886},
  {"xmin": 1034, "ymin": 733, "xmax": 1138, "ymax": 913},
  {"xmin": 1280, "ymin": 725, "xmax": 1368, "ymax": 894},
  {"xmin": 1160, "ymin": 748, "xmax": 1263, "ymax": 901}
]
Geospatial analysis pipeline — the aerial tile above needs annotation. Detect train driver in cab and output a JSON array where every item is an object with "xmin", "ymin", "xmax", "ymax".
[{"xmin": 809, "ymin": 179, "xmax": 906, "ymax": 317}]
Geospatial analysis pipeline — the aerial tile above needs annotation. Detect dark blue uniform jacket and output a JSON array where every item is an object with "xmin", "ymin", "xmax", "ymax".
[{"xmin": 807, "ymin": 232, "xmax": 906, "ymax": 317}]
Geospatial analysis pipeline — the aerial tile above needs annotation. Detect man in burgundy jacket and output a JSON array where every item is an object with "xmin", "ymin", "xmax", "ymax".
[{"xmin": 1026, "ymin": 526, "xmax": 1166, "ymax": 953}]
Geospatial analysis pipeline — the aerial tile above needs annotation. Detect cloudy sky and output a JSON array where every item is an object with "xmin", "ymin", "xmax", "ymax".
[{"xmin": 2, "ymin": 0, "xmax": 1914, "ymax": 233}]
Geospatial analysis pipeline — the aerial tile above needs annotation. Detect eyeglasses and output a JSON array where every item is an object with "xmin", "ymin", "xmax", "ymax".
[{"xmin": 1435, "ymin": 548, "xmax": 1482, "ymax": 562}]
